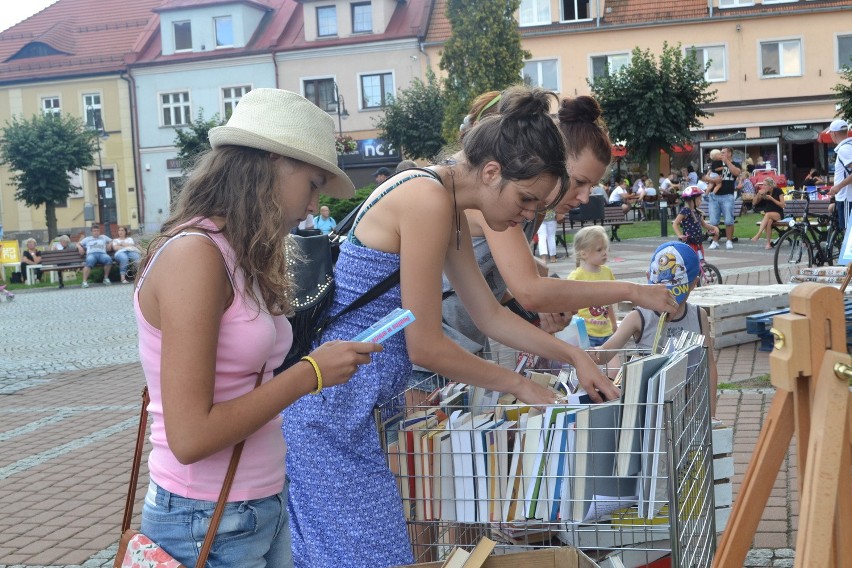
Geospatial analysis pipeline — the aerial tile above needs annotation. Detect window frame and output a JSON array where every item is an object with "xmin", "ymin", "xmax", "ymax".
[
  {"xmin": 522, "ymin": 58, "xmax": 560, "ymax": 91},
  {"xmin": 42, "ymin": 96, "xmax": 61, "ymax": 116},
  {"xmin": 836, "ymin": 32, "xmax": 852, "ymax": 72},
  {"xmin": 759, "ymin": 37, "xmax": 803, "ymax": 79},
  {"xmin": 358, "ymin": 71, "xmax": 394, "ymax": 110},
  {"xmin": 221, "ymin": 85, "xmax": 252, "ymax": 119},
  {"xmin": 214, "ymin": 16, "xmax": 234, "ymax": 48},
  {"xmin": 316, "ymin": 5, "xmax": 337, "ymax": 37},
  {"xmin": 684, "ymin": 44, "xmax": 728, "ymax": 83},
  {"xmin": 159, "ymin": 91, "xmax": 192, "ymax": 128},
  {"xmin": 173, "ymin": 20, "xmax": 192, "ymax": 52},
  {"xmin": 83, "ymin": 93, "xmax": 102, "ymax": 129},
  {"xmin": 559, "ymin": 0, "xmax": 591, "ymax": 23},
  {"xmin": 588, "ymin": 52, "xmax": 630, "ymax": 83},
  {"xmin": 718, "ymin": 0, "xmax": 754, "ymax": 7},
  {"xmin": 351, "ymin": 2, "xmax": 372, "ymax": 34},
  {"xmin": 519, "ymin": 0, "xmax": 551, "ymax": 27},
  {"xmin": 302, "ymin": 76, "xmax": 337, "ymax": 112}
]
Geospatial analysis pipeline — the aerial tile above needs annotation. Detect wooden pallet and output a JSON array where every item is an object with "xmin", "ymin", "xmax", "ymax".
[
  {"xmin": 688, "ymin": 284, "xmax": 797, "ymax": 348},
  {"xmin": 746, "ymin": 297, "xmax": 852, "ymax": 352}
]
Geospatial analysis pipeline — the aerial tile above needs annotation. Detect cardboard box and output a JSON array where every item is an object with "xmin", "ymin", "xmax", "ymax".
[{"xmin": 396, "ymin": 547, "xmax": 600, "ymax": 568}]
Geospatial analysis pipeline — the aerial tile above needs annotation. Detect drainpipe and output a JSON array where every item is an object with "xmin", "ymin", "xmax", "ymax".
[
  {"xmin": 121, "ymin": 71, "xmax": 145, "ymax": 229},
  {"xmin": 708, "ymin": 0, "xmax": 713, "ymax": 18}
]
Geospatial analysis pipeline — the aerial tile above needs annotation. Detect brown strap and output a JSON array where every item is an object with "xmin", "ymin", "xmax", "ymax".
[{"xmin": 121, "ymin": 364, "xmax": 267, "ymax": 567}]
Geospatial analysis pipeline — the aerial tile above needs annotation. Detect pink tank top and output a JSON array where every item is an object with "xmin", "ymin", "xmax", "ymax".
[{"xmin": 134, "ymin": 220, "xmax": 291, "ymax": 501}]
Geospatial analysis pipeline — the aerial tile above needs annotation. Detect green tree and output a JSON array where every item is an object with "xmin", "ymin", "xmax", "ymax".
[
  {"xmin": 832, "ymin": 64, "xmax": 852, "ymax": 122},
  {"xmin": 375, "ymin": 70, "xmax": 446, "ymax": 161},
  {"xmin": 0, "ymin": 112, "xmax": 96, "ymax": 239},
  {"xmin": 174, "ymin": 109, "xmax": 224, "ymax": 176},
  {"xmin": 439, "ymin": 0, "xmax": 529, "ymax": 142},
  {"xmin": 590, "ymin": 43, "xmax": 717, "ymax": 182}
]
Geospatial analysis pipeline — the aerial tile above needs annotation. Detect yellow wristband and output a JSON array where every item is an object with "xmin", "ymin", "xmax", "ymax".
[{"xmin": 301, "ymin": 356, "xmax": 323, "ymax": 394}]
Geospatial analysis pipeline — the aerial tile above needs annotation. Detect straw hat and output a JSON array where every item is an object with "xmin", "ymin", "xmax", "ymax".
[{"xmin": 208, "ymin": 88, "xmax": 355, "ymax": 198}]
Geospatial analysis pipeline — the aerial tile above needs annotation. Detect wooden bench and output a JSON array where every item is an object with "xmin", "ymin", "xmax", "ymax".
[
  {"xmin": 567, "ymin": 197, "xmax": 634, "ymax": 242},
  {"xmin": 39, "ymin": 249, "xmax": 115, "ymax": 285},
  {"xmin": 757, "ymin": 199, "xmax": 833, "ymax": 239},
  {"xmin": 601, "ymin": 205, "xmax": 634, "ymax": 242}
]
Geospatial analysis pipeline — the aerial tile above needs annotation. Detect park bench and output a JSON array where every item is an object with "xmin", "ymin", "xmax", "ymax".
[
  {"xmin": 756, "ymin": 199, "xmax": 833, "ymax": 240},
  {"xmin": 697, "ymin": 198, "xmax": 745, "ymax": 231},
  {"xmin": 39, "ymin": 248, "xmax": 115, "ymax": 285},
  {"xmin": 566, "ymin": 197, "xmax": 634, "ymax": 242}
]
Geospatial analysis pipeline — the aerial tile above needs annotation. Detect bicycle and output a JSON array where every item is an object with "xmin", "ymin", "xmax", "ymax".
[
  {"xmin": 773, "ymin": 190, "xmax": 844, "ymax": 284},
  {"xmin": 680, "ymin": 232, "xmax": 723, "ymax": 286}
]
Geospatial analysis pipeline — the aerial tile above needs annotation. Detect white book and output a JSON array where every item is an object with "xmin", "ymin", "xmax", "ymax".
[
  {"xmin": 471, "ymin": 415, "xmax": 497, "ymax": 522},
  {"xmin": 448, "ymin": 410, "xmax": 475, "ymax": 522},
  {"xmin": 519, "ymin": 411, "xmax": 544, "ymax": 519}
]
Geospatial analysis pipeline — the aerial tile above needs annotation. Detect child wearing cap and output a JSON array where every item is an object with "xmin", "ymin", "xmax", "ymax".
[{"xmin": 593, "ymin": 241, "xmax": 718, "ymax": 417}]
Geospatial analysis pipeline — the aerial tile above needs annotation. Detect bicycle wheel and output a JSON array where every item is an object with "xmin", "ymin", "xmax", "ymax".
[
  {"xmin": 699, "ymin": 262, "xmax": 723, "ymax": 286},
  {"xmin": 826, "ymin": 228, "xmax": 843, "ymax": 265},
  {"xmin": 773, "ymin": 229, "xmax": 813, "ymax": 284}
]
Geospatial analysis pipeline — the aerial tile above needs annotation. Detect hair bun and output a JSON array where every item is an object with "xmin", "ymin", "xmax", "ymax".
[
  {"xmin": 499, "ymin": 86, "xmax": 557, "ymax": 120},
  {"xmin": 558, "ymin": 96, "xmax": 602, "ymax": 125}
]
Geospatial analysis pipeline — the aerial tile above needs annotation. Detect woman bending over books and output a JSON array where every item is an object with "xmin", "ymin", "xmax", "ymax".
[
  {"xmin": 281, "ymin": 86, "xmax": 661, "ymax": 568},
  {"xmin": 132, "ymin": 89, "xmax": 380, "ymax": 568},
  {"xmin": 438, "ymin": 92, "xmax": 676, "ymax": 360}
]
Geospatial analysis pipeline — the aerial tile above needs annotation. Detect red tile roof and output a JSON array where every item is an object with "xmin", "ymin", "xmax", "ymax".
[
  {"xmin": 275, "ymin": 0, "xmax": 434, "ymax": 51},
  {"xmin": 154, "ymin": 0, "xmax": 272, "ymax": 13},
  {"xmin": 423, "ymin": 0, "xmax": 448, "ymax": 44},
  {"xmin": 0, "ymin": 0, "xmax": 164, "ymax": 84},
  {"xmin": 131, "ymin": 0, "xmax": 294, "ymax": 66}
]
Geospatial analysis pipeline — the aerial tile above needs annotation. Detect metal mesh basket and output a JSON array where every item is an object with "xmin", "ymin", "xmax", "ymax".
[{"xmin": 374, "ymin": 346, "xmax": 716, "ymax": 567}]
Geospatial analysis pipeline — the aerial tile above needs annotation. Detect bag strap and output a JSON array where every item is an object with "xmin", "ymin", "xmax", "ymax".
[
  {"xmin": 121, "ymin": 365, "xmax": 266, "ymax": 567},
  {"xmin": 324, "ymin": 268, "xmax": 400, "ymax": 331}
]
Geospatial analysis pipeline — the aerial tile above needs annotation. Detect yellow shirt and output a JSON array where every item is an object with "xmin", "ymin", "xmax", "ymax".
[{"xmin": 566, "ymin": 265, "xmax": 616, "ymax": 338}]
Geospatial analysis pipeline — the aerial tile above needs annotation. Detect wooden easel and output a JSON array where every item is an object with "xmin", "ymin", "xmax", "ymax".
[{"xmin": 713, "ymin": 283, "xmax": 852, "ymax": 568}]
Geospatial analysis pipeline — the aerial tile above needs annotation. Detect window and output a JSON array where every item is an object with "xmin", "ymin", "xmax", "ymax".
[
  {"xmin": 83, "ymin": 93, "xmax": 102, "ymax": 129},
  {"xmin": 760, "ymin": 39, "xmax": 802, "ymax": 78},
  {"xmin": 215, "ymin": 16, "xmax": 233, "ymax": 47},
  {"xmin": 685, "ymin": 45, "xmax": 727, "ymax": 82},
  {"xmin": 303, "ymin": 78, "xmax": 336, "ymax": 112},
  {"xmin": 160, "ymin": 92, "xmax": 190, "ymax": 127},
  {"xmin": 42, "ymin": 96, "xmax": 60, "ymax": 116},
  {"xmin": 317, "ymin": 6, "xmax": 337, "ymax": 37},
  {"xmin": 519, "ymin": 0, "xmax": 550, "ymax": 26},
  {"xmin": 360, "ymin": 73, "xmax": 393, "ymax": 109},
  {"xmin": 590, "ymin": 53, "xmax": 629, "ymax": 81},
  {"xmin": 561, "ymin": 0, "xmax": 589, "ymax": 21},
  {"xmin": 718, "ymin": 0, "xmax": 754, "ymax": 7},
  {"xmin": 222, "ymin": 86, "xmax": 251, "ymax": 119},
  {"xmin": 838, "ymin": 34, "xmax": 852, "ymax": 71},
  {"xmin": 352, "ymin": 2, "xmax": 372, "ymax": 33},
  {"xmin": 523, "ymin": 59, "xmax": 559, "ymax": 91},
  {"xmin": 174, "ymin": 21, "xmax": 192, "ymax": 51},
  {"xmin": 169, "ymin": 177, "xmax": 185, "ymax": 206}
]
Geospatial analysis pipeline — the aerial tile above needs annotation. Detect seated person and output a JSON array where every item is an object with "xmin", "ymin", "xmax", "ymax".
[
  {"xmin": 20, "ymin": 238, "xmax": 42, "ymax": 283},
  {"xmin": 592, "ymin": 242, "xmax": 718, "ymax": 417},
  {"xmin": 607, "ymin": 180, "xmax": 632, "ymax": 217},
  {"xmin": 76, "ymin": 224, "xmax": 113, "ymax": 288},
  {"xmin": 52, "ymin": 234, "xmax": 73, "ymax": 289},
  {"xmin": 751, "ymin": 178, "xmax": 785, "ymax": 250},
  {"xmin": 111, "ymin": 225, "xmax": 142, "ymax": 284}
]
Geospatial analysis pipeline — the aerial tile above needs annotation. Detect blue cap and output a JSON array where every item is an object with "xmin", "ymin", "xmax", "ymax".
[{"xmin": 648, "ymin": 241, "xmax": 700, "ymax": 304}]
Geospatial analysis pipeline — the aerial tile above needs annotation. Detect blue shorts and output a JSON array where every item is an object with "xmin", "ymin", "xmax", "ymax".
[
  {"xmin": 708, "ymin": 193, "xmax": 736, "ymax": 226},
  {"xmin": 141, "ymin": 481, "xmax": 291, "ymax": 568},
  {"xmin": 588, "ymin": 335, "xmax": 611, "ymax": 348},
  {"xmin": 837, "ymin": 200, "xmax": 848, "ymax": 231},
  {"xmin": 85, "ymin": 252, "xmax": 112, "ymax": 268}
]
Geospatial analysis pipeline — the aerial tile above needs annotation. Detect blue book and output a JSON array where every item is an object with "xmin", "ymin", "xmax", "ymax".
[{"xmin": 351, "ymin": 308, "xmax": 415, "ymax": 343}]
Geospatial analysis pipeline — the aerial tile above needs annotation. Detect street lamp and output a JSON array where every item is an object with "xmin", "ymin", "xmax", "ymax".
[
  {"xmin": 332, "ymin": 81, "xmax": 349, "ymax": 138},
  {"xmin": 87, "ymin": 107, "xmax": 112, "ymax": 237}
]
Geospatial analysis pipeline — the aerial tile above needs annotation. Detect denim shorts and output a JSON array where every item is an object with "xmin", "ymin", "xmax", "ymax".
[
  {"xmin": 588, "ymin": 335, "xmax": 612, "ymax": 348},
  {"xmin": 85, "ymin": 252, "xmax": 112, "ymax": 268},
  {"xmin": 140, "ymin": 481, "xmax": 291, "ymax": 568},
  {"xmin": 708, "ymin": 193, "xmax": 736, "ymax": 226}
]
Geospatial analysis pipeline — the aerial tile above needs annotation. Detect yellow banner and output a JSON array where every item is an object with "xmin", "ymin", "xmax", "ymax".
[{"xmin": 1, "ymin": 240, "xmax": 20, "ymax": 263}]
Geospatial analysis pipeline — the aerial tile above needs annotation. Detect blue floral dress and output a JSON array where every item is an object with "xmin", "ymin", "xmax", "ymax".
[{"xmin": 283, "ymin": 172, "xmax": 440, "ymax": 568}]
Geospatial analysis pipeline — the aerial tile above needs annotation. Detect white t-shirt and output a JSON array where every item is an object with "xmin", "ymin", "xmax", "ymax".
[
  {"xmin": 834, "ymin": 138, "xmax": 852, "ymax": 202},
  {"xmin": 609, "ymin": 186, "xmax": 626, "ymax": 204},
  {"xmin": 297, "ymin": 214, "xmax": 315, "ymax": 230}
]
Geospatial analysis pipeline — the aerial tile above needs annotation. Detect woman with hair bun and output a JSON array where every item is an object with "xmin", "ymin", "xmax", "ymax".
[
  {"xmin": 444, "ymin": 92, "xmax": 677, "ymax": 359},
  {"xmin": 283, "ymin": 86, "xmax": 625, "ymax": 568}
]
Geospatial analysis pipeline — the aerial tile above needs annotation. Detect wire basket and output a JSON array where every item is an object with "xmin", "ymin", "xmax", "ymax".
[{"xmin": 375, "ymin": 345, "xmax": 716, "ymax": 567}]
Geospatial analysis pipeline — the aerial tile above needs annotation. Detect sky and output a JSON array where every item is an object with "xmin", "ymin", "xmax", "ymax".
[{"xmin": 0, "ymin": 0, "xmax": 59, "ymax": 34}]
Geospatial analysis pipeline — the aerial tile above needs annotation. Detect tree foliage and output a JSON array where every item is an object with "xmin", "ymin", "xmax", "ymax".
[
  {"xmin": 375, "ymin": 70, "xmax": 446, "ymax": 161},
  {"xmin": 0, "ymin": 112, "xmax": 96, "ymax": 239},
  {"xmin": 439, "ymin": 0, "xmax": 529, "ymax": 142},
  {"xmin": 590, "ymin": 43, "xmax": 717, "ymax": 180},
  {"xmin": 832, "ymin": 64, "xmax": 852, "ymax": 123},
  {"xmin": 174, "ymin": 109, "xmax": 224, "ymax": 176}
]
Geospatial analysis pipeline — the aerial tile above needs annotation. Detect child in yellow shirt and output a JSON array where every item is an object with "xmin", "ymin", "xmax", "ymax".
[{"xmin": 567, "ymin": 226, "xmax": 616, "ymax": 346}]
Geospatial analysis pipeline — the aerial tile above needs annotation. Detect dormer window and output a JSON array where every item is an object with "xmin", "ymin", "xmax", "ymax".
[
  {"xmin": 352, "ymin": 2, "xmax": 372, "ymax": 33},
  {"xmin": 317, "ymin": 6, "xmax": 337, "ymax": 37},
  {"xmin": 174, "ymin": 21, "xmax": 192, "ymax": 51},
  {"xmin": 215, "ymin": 16, "xmax": 233, "ymax": 48}
]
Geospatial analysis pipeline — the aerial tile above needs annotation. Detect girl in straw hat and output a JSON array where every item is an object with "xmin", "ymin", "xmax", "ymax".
[
  {"xmin": 282, "ymin": 86, "xmax": 627, "ymax": 567},
  {"xmin": 132, "ymin": 88, "xmax": 381, "ymax": 567}
]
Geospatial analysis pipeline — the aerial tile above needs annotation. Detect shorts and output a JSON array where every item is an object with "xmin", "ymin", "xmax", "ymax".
[
  {"xmin": 85, "ymin": 252, "xmax": 112, "ymax": 268},
  {"xmin": 708, "ymin": 193, "xmax": 736, "ymax": 226},
  {"xmin": 588, "ymin": 335, "xmax": 611, "ymax": 348},
  {"xmin": 140, "ymin": 481, "xmax": 291, "ymax": 568}
]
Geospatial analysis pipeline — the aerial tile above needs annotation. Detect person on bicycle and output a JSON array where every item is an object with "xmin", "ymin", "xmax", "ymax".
[{"xmin": 672, "ymin": 185, "xmax": 719, "ymax": 256}]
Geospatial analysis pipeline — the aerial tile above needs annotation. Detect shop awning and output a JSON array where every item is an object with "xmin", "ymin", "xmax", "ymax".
[{"xmin": 782, "ymin": 128, "xmax": 819, "ymax": 142}]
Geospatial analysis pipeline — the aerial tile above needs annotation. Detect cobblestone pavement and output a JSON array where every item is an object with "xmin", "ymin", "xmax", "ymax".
[{"xmin": 0, "ymin": 240, "xmax": 808, "ymax": 567}]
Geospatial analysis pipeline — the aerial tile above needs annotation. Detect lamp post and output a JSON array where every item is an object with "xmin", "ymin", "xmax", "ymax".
[
  {"xmin": 87, "ymin": 106, "xmax": 112, "ymax": 237},
  {"xmin": 332, "ymin": 82, "xmax": 350, "ymax": 170}
]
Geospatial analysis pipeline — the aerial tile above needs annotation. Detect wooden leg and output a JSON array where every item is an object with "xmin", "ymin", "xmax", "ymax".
[
  {"xmin": 712, "ymin": 390, "xmax": 795, "ymax": 568},
  {"xmin": 833, "ymin": 414, "xmax": 852, "ymax": 568}
]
